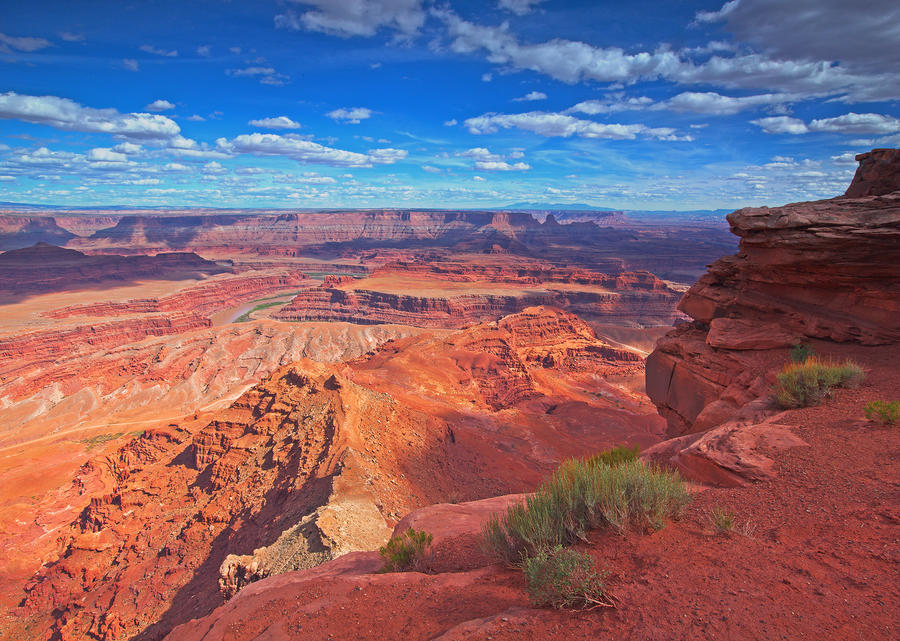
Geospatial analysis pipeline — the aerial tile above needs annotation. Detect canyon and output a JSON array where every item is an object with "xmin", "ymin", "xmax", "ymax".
[{"xmin": 0, "ymin": 151, "xmax": 896, "ymax": 641}]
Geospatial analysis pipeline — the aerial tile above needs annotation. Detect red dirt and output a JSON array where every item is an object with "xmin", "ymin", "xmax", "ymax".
[{"xmin": 162, "ymin": 340, "xmax": 900, "ymax": 641}]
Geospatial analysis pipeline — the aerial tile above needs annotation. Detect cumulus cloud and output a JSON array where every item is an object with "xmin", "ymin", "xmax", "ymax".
[
  {"xmin": 459, "ymin": 147, "xmax": 502, "ymax": 161},
  {"xmin": 753, "ymin": 112, "xmax": 900, "ymax": 135},
  {"xmin": 248, "ymin": 116, "xmax": 301, "ymax": 129},
  {"xmin": 498, "ymin": 0, "xmax": 545, "ymax": 15},
  {"xmin": 216, "ymin": 133, "xmax": 406, "ymax": 167},
  {"xmin": 187, "ymin": 114, "xmax": 206, "ymax": 122},
  {"xmin": 145, "ymin": 99, "xmax": 175, "ymax": 112},
  {"xmin": 275, "ymin": 0, "xmax": 426, "ymax": 38},
  {"xmin": 435, "ymin": 9, "xmax": 896, "ymax": 101},
  {"xmin": 140, "ymin": 44, "xmax": 178, "ymax": 57},
  {"xmin": 513, "ymin": 91, "xmax": 547, "ymax": 102},
  {"xmin": 0, "ymin": 32, "xmax": 52, "ymax": 52},
  {"xmin": 0, "ymin": 92, "xmax": 181, "ymax": 141},
  {"xmin": 464, "ymin": 111, "xmax": 690, "ymax": 141},
  {"xmin": 87, "ymin": 148, "xmax": 129, "ymax": 163},
  {"xmin": 326, "ymin": 107, "xmax": 373, "ymax": 123},
  {"xmin": 474, "ymin": 160, "xmax": 530, "ymax": 171}
]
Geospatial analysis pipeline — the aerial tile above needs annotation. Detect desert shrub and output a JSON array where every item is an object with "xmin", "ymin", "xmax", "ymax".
[
  {"xmin": 773, "ymin": 357, "xmax": 865, "ymax": 409},
  {"xmin": 790, "ymin": 343, "xmax": 815, "ymax": 363},
  {"xmin": 864, "ymin": 400, "xmax": 900, "ymax": 425},
  {"xmin": 379, "ymin": 528, "xmax": 433, "ymax": 572},
  {"xmin": 586, "ymin": 444, "xmax": 640, "ymax": 467},
  {"xmin": 708, "ymin": 506, "xmax": 735, "ymax": 533},
  {"xmin": 524, "ymin": 546, "xmax": 613, "ymax": 609},
  {"xmin": 483, "ymin": 458, "xmax": 690, "ymax": 566}
]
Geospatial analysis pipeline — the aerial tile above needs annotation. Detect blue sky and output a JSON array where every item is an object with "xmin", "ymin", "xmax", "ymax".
[{"xmin": 0, "ymin": 0, "xmax": 898, "ymax": 209}]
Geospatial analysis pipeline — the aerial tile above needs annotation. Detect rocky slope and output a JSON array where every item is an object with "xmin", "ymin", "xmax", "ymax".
[
  {"xmin": 0, "ymin": 217, "xmax": 77, "ymax": 250},
  {"xmin": 646, "ymin": 154, "xmax": 900, "ymax": 436},
  {"xmin": 6, "ymin": 307, "xmax": 661, "ymax": 641}
]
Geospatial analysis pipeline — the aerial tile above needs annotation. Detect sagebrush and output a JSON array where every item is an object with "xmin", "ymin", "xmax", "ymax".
[
  {"xmin": 483, "ymin": 458, "xmax": 690, "ymax": 566},
  {"xmin": 773, "ymin": 357, "xmax": 864, "ymax": 408},
  {"xmin": 524, "ymin": 546, "xmax": 613, "ymax": 609},
  {"xmin": 379, "ymin": 528, "xmax": 433, "ymax": 572},
  {"xmin": 586, "ymin": 444, "xmax": 640, "ymax": 467},
  {"xmin": 864, "ymin": 400, "xmax": 900, "ymax": 425}
]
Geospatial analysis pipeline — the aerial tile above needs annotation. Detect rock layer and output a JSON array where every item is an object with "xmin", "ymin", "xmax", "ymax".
[{"xmin": 647, "ymin": 150, "xmax": 900, "ymax": 436}]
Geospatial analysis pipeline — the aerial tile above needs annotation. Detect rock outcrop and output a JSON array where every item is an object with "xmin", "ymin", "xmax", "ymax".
[
  {"xmin": 0, "ymin": 243, "xmax": 229, "ymax": 295},
  {"xmin": 647, "ymin": 149, "xmax": 900, "ymax": 437},
  {"xmin": 844, "ymin": 148, "xmax": 900, "ymax": 198}
]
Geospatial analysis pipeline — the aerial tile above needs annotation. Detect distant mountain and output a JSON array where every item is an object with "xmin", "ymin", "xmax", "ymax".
[{"xmin": 502, "ymin": 202, "xmax": 619, "ymax": 211}]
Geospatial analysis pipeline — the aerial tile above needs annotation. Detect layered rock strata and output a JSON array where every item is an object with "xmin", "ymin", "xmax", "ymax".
[{"xmin": 646, "ymin": 150, "xmax": 900, "ymax": 437}]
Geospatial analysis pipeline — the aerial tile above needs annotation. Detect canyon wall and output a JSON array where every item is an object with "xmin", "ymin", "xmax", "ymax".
[{"xmin": 646, "ymin": 151, "xmax": 900, "ymax": 436}]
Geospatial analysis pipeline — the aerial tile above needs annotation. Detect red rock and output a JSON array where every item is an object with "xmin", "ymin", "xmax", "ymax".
[
  {"xmin": 642, "ymin": 417, "xmax": 808, "ymax": 487},
  {"xmin": 844, "ymin": 148, "xmax": 900, "ymax": 197},
  {"xmin": 647, "ymin": 149, "xmax": 900, "ymax": 435}
]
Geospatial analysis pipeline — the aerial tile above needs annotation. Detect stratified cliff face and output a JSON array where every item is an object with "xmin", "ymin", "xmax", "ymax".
[
  {"xmin": 13, "ymin": 307, "xmax": 661, "ymax": 641},
  {"xmin": 0, "ymin": 217, "xmax": 77, "ymax": 250},
  {"xmin": 0, "ymin": 243, "xmax": 229, "ymax": 294},
  {"xmin": 275, "ymin": 267, "xmax": 683, "ymax": 329},
  {"xmin": 646, "ymin": 151, "xmax": 900, "ymax": 435}
]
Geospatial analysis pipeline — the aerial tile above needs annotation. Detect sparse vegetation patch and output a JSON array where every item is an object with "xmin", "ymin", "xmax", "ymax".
[
  {"xmin": 790, "ymin": 343, "xmax": 815, "ymax": 363},
  {"xmin": 773, "ymin": 357, "xmax": 864, "ymax": 409},
  {"xmin": 864, "ymin": 400, "xmax": 900, "ymax": 425},
  {"xmin": 80, "ymin": 432, "xmax": 123, "ymax": 450},
  {"xmin": 586, "ymin": 444, "xmax": 640, "ymax": 468},
  {"xmin": 483, "ymin": 458, "xmax": 690, "ymax": 567},
  {"xmin": 379, "ymin": 528, "xmax": 433, "ymax": 572},
  {"xmin": 524, "ymin": 546, "xmax": 614, "ymax": 610},
  {"xmin": 708, "ymin": 506, "xmax": 735, "ymax": 534}
]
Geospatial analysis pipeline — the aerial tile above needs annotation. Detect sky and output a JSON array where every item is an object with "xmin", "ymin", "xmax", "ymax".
[{"xmin": 0, "ymin": 0, "xmax": 898, "ymax": 210}]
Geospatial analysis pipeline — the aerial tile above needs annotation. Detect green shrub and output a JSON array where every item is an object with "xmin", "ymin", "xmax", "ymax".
[
  {"xmin": 864, "ymin": 400, "xmax": 900, "ymax": 425},
  {"xmin": 483, "ymin": 458, "xmax": 690, "ymax": 566},
  {"xmin": 586, "ymin": 444, "xmax": 640, "ymax": 467},
  {"xmin": 708, "ymin": 506, "xmax": 735, "ymax": 533},
  {"xmin": 523, "ymin": 546, "xmax": 613, "ymax": 609},
  {"xmin": 379, "ymin": 528, "xmax": 433, "ymax": 572},
  {"xmin": 790, "ymin": 343, "xmax": 815, "ymax": 363},
  {"xmin": 773, "ymin": 357, "xmax": 865, "ymax": 409}
]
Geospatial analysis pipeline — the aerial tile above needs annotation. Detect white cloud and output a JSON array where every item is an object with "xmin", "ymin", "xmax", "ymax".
[
  {"xmin": 569, "ymin": 96, "xmax": 654, "ymax": 114},
  {"xmin": 275, "ymin": 0, "xmax": 426, "ymax": 38},
  {"xmin": 112, "ymin": 142, "xmax": 142, "ymax": 154},
  {"xmin": 87, "ymin": 148, "xmax": 129, "ymax": 163},
  {"xmin": 481, "ymin": 73, "xmax": 493, "ymax": 82},
  {"xmin": 216, "ymin": 133, "xmax": 406, "ymax": 167},
  {"xmin": 60, "ymin": 32, "xmax": 85, "ymax": 43},
  {"xmin": 422, "ymin": 165, "xmax": 441, "ymax": 173},
  {"xmin": 0, "ymin": 32, "xmax": 52, "ymax": 52},
  {"xmin": 226, "ymin": 66, "xmax": 290, "ymax": 85},
  {"xmin": 473, "ymin": 175, "xmax": 486, "ymax": 181},
  {"xmin": 498, "ymin": 0, "xmax": 545, "ymax": 15},
  {"xmin": 0, "ymin": 92, "xmax": 181, "ymax": 141},
  {"xmin": 459, "ymin": 147, "xmax": 502, "ymax": 161},
  {"xmin": 248, "ymin": 116, "xmax": 301, "ymax": 129},
  {"xmin": 326, "ymin": 107, "xmax": 373, "ymax": 123},
  {"xmin": 474, "ymin": 160, "xmax": 530, "ymax": 171},
  {"xmin": 197, "ymin": 45, "xmax": 211, "ymax": 57},
  {"xmin": 513, "ymin": 91, "xmax": 547, "ymax": 102},
  {"xmin": 187, "ymin": 114, "xmax": 206, "ymax": 122},
  {"xmin": 145, "ymin": 99, "xmax": 175, "ymax": 112},
  {"xmin": 435, "ymin": 9, "xmax": 896, "ymax": 101},
  {"xmin": 444, "ymin": 119, "xmax": 458, "ymax": 126},
  {"xmin": 464, "ymin": 111, "xmax": 690, "ymax": 141},
  {"xmin": 140, "ymin": 44, "xmax": 178, "ymax": 57},
  {"xmin": 753, "ymin": 112, "xmax": 900, "ymax": 135},
  {"xmin": 122, "ymin": 58, "xmax": 139, "ymax": 72}
]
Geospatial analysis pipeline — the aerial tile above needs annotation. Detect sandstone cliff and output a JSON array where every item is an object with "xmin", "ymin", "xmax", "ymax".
[{"xmin": 646, "ymin": 150, "xmax": 900, "ymax": 437}]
